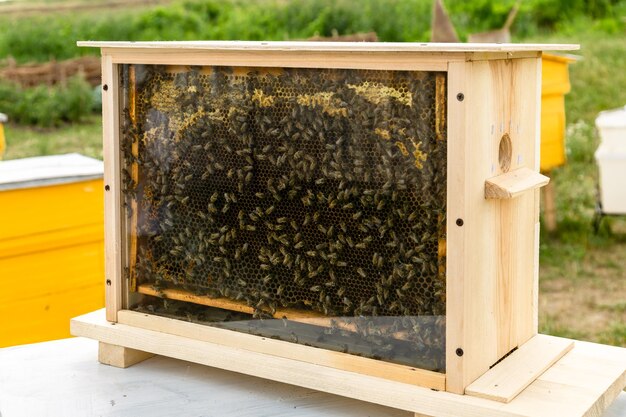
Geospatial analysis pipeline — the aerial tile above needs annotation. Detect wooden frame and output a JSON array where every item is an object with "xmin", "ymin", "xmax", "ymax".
[
  {"xmin": 74, "ymin": 42, "xmax": 621, "ymax": 411},
  {"xmin": 102, "ymin": 53, "xmax": 122, "ymax": 323}
]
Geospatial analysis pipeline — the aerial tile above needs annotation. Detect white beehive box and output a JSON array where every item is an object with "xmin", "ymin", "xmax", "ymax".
[{"xmin": 595, "ymin": 105, "xmax": 626, "ymax": 213}]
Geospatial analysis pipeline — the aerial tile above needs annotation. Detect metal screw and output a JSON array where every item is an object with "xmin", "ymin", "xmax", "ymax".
[
  {"xmin": 456, "ymin": 93, "xmax": 464, "ymax": 101},
  {"xmin": 456, "ymin": 218, "xmax": 464, "ymax": 226},
  {"xmin": 103, "ymin": 84, "xmax": 109, "ymax": 91},
  {"xmin": 105, "ymin": 185, "xmax": 110, "ymax": 191},
  {"xmin": 456, "ymin": 348, "xmax": 464, "ymax": 357},
  {"xmin": 106, "ymin": 279, "xmax": 112, "ymax": 286}
]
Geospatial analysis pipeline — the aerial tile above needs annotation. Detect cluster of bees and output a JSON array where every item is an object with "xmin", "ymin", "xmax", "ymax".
[{"xmin": 122, "ymin": 64, "xmax": 447, "ymax": 371}]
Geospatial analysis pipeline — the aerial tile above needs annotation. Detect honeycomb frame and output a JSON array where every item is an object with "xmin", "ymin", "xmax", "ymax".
[{"xmin": 120, "ymin": 64, "xmax": 448, "ymax": 371}]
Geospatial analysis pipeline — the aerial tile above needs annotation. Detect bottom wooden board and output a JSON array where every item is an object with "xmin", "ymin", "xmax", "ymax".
[
  {"xmin": 116, "ymin": 309, "xmax": 445, "ymax": 389},
  {"xmin": 71, "ymin": 309, "xmax": 626, "ymax": 417}
]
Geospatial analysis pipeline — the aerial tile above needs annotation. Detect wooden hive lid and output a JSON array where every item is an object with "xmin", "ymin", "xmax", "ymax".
[{"xmin": 77, "ymin": 40, "xmax": 579, "ymax": 53}]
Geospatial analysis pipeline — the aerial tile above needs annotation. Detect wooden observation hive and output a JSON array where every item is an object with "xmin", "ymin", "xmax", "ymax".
[{"xmin": 71, "ymin": 41, "xmax": 626, "ymax": 417}]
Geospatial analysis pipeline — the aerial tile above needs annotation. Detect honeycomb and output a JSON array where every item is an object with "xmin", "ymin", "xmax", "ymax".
[{"xmin": 121, "ymin": 64, "xmax": 447, "ymax": 371}]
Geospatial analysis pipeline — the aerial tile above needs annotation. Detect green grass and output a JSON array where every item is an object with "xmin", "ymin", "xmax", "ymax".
[
  {"xmin": 600, "ymin": 301, "xmax": 626, "ymax": 313},
  {"xmin": 3, "ymin": 115, "xmax": 102, "ymax": 160},
  {"xmin": 540, "ymin": 314, "xmax": 587, "ymax": 340},
  {"xmin": 598, "ymin": 322, "xmax": 626, "ymax": 346}
]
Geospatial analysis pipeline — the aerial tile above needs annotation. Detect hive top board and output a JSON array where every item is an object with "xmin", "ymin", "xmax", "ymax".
[{"xmin": 78, "ymin": 41, "xmax": 579, "ymax": 52}]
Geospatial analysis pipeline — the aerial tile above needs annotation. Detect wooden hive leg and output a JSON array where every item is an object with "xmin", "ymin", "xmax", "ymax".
[
  {"xmin": 98, "ymin": 341, "xmax": 154, "ymax": 368},
  {"xmin": 542, "ymin": 175, "xmax": 557, "ymax": 232}
]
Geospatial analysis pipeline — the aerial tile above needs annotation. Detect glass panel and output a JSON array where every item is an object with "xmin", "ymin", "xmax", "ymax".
[{"xmin": 121, "ymin": 64, "xmax": 447, "ymax": 372}]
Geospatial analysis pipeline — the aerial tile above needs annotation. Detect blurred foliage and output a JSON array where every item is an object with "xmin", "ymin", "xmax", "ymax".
[
  {"xmin": 0, "ymin": 0, "xmax": 624, "ymax": 64},
  {"xmin": 0, "ymin": 76, "xmax": 94, "ymax": 127}
]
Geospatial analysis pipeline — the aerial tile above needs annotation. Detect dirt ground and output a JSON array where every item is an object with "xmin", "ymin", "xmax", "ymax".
[{"xmin": 539, "ymin": 233, "xmax": 626, "ymax": 345}]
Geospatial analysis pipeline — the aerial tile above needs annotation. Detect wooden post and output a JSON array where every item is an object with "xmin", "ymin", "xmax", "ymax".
[
  {"xmin": 542, "ymin": 176, "xmax": 557, "ymax": 231},
  {"xmin": 102, "ymin": 54, "xmax": 123, "ymax": 322}
]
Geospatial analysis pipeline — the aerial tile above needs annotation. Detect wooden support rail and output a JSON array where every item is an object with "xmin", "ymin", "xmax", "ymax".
[
  {"xmin": 136, "ymin": 283, "xmax": 415, "ymax": 341},
  {"xmin": 137, "ymin": 284, "xmax": 324, "ymax": 319}
]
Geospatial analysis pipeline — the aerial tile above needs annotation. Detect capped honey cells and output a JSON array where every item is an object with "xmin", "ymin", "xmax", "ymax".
[{"xmin": 121, "ymin": 64, "xmax": 448, "ymax": 371}]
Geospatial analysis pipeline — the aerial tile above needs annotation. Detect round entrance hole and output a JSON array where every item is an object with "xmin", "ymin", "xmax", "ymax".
[{"xmin": 499, "ymin": 133, "xmax": 512, "ymax": 173}]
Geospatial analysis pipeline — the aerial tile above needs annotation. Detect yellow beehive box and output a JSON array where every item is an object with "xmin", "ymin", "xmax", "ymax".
[
  {"xmin": 540, "ymin": 53, "xmax": 575, "ymax": 172},
  {"xmin": 0, "ymin": 154, "xmax": 105, "ymax": 347}
]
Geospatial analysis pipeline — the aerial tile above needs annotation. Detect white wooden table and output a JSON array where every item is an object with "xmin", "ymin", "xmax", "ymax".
[{"xmin": 0, "ymin": 337, "xmax": 624, "ymax": 417}]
